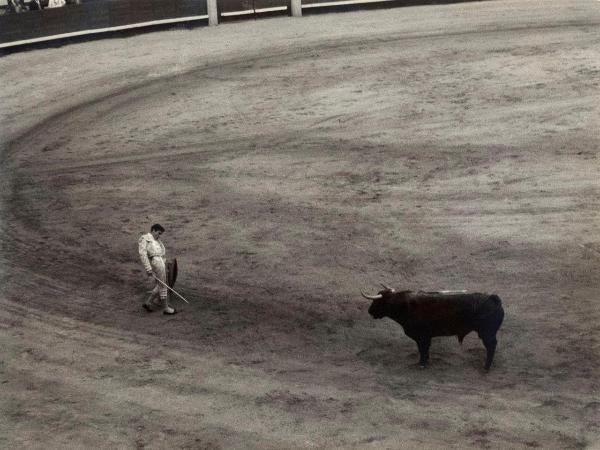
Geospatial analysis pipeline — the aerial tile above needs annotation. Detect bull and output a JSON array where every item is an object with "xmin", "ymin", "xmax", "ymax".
[{"xmin": 362, "ymin": 285, "xmax": 504, "ymax": 370}]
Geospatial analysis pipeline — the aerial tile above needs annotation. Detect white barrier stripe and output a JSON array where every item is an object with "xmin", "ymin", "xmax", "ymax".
[
  {"xmin": 303, "ymin": 0, "xmax": 394, "ymax": 7},
  {"xmin": 256, "ymin": 6, "xmax": 288, "ymax": 12},
  {"xmin": 221, "ymin": 6, "xmax": 287, "ymax": 16},
  {"xmin": 0, "ymin": 14, "xmax": 209, "ymax": 49},
  {"xmin": 221, "ymin": 9, "xmax": 253, "ymax": 16}
]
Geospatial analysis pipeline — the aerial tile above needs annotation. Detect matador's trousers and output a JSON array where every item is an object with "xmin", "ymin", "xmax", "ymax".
[{"xmin": 148, "ymin": 256, "xmax": 170, "ymax": 308}]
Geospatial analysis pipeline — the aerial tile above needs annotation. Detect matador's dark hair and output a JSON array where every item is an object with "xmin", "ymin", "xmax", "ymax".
[{"xmin": 150, "ymin": 223, "xmax": 165, "ymax": 233}]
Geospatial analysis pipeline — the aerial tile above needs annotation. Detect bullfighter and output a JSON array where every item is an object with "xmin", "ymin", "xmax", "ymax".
[{"xmin": 138, "ymin": 223, "xmax": 176, "ymax": 315}]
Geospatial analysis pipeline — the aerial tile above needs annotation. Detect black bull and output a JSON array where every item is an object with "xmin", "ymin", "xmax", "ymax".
[{"xmin": 363, "ymin": 288, "xmax": 504, "ymax": 370}]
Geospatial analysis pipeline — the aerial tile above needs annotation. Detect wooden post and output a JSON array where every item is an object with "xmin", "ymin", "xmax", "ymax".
[
  {"xmin": 290, "ymin": 0, "xmax": 301, "ymax": 17},
  {"xmin": 207, "ymin": 0, "xmax": 219, "ymax": 26}
]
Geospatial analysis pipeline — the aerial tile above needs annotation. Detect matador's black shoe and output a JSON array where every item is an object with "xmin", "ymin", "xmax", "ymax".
[{"xmin": 142, "ymin": 303, "xmax": 155, "ymax": 313}]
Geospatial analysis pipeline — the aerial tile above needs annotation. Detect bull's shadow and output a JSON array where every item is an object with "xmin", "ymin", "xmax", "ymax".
[{"xmin": 356, "ymin": 332, "xmax": 498, "ymax": 375}]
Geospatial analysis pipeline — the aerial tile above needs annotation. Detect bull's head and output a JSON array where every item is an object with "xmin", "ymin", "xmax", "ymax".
[{"xmin": 362, "ymin": 284, "xmax": 396, "ymax": 319}]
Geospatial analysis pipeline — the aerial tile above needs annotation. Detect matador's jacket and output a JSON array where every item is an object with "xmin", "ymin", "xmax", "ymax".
[{"xmin": 138, "ymin": 232, "xmax": 167, "ymax": 299}]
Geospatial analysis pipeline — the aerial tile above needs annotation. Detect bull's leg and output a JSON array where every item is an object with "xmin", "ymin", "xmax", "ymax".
[
  {"xmin": 416, "ymin": 337, "xmax": 432, "ymax": 368},
  {"xmin": 476, "ymin": 308, "xmax": 503, "ymax": 370},
  {"xmin": 480, "ymin": 334, "xmax": 497, "ymax": 371}
]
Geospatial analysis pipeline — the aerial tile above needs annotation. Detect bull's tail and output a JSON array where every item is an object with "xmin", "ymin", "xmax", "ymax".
[
  {"xmin": 489, "ymin": 294, "xmax": 502, "ymax": 307},
  {"xmin": 475, "ymin": 294, "xmax": 504, "ymax": 323}
]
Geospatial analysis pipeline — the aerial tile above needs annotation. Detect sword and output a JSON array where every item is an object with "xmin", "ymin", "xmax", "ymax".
[{"xmin": 153, "ymin": 275, "xmax": 190, "ymax": 304}]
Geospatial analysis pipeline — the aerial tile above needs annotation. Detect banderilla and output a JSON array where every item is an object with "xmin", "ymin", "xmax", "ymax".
[{"xmin": 153, "ymin": 275, "xmax": 190, "ymax": 304}]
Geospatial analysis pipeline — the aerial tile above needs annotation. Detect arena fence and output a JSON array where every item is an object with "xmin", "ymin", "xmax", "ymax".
[
  {"xmin": 0, "ymin": 0, "xmax": 481, "ymax": 49},
  {"xmin": 0, "ymin": 0, "xmax": 209, "ymax": 47}
]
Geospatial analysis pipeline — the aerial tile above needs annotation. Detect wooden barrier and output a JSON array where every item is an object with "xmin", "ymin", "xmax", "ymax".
[
  {"xmin": 218, "ymin": 0, "xmax": 288, "ymax": 15},
  {"xmin": 0, "ymin": 0, "xmax": 208, "ymax": 46},
  {"xmin": 0, "ymin": 0, "xmax": 484, "ymax": 48}
]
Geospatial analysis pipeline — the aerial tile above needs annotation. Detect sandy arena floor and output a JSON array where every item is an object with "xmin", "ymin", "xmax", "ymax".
[{"xmin": 1, "ymin": 0, "xmax": 599, "ymax": 448}]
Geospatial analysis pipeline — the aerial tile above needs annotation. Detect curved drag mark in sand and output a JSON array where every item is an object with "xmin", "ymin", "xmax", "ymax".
[{"xmin": 2, "ymin": 18, "xmax": 596, "ymax": 168}]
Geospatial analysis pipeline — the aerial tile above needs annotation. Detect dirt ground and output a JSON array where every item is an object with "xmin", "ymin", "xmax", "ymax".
[{"xmin": 1, "ymin": 0, "xmax": 599, "ymax": 448}]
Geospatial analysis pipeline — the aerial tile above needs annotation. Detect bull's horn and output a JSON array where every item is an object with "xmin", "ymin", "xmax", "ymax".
[
  {"xmin": 380, "ymin": 283, "xmax": 395, "ymax": 292},
  {"xmin": 361, "ymin": 290, "xmax": 382, "ymax": 300}
]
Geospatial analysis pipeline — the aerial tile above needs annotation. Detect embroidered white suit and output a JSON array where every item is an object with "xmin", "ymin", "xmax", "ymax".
[{"xmin": 138, "ymin": 232, "xmax": 167, "ymax": 300}]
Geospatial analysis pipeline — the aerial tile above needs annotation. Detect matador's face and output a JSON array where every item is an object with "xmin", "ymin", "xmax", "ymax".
[{"xmin": 151, "ymin": 230, "xmax": 163, "ymax": 240}]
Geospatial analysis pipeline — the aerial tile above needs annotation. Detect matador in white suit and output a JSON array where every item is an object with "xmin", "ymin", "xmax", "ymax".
[{"xmin": 138, "ymin": 224, "xmax": 176, "ymax": 315}]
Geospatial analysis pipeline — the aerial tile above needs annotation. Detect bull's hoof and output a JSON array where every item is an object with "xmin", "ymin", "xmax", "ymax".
[{"xmin": 419, "ymin": 363, "xmax": 428, "ymax": 369}]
